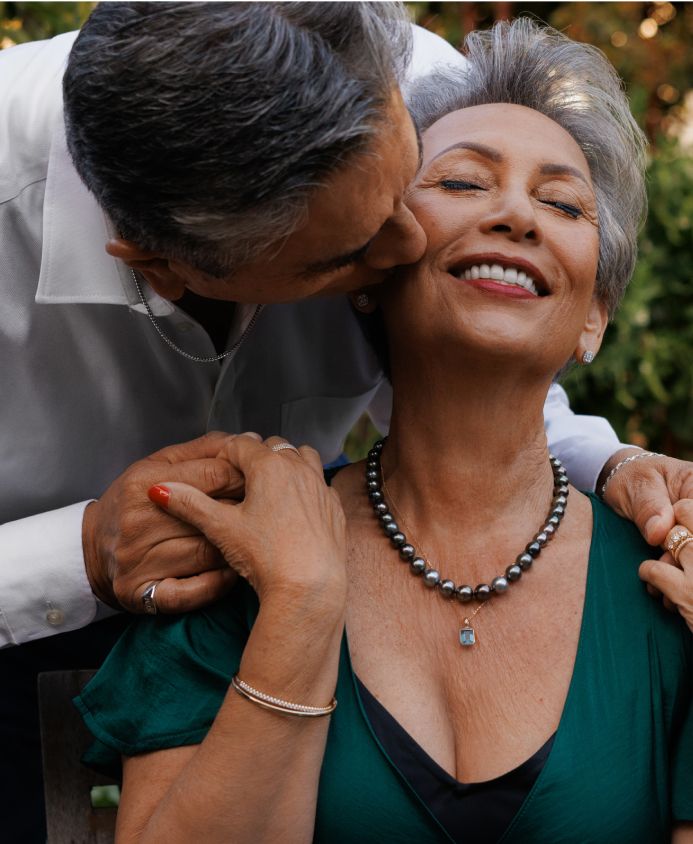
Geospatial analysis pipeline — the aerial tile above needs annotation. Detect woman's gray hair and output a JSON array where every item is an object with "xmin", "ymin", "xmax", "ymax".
[
  {"xmin": 406, "ymin": 18, "xmax": 648, "ymax": 316},
  {"xmin": 64, "ymin": 2, "xmax": 412, "ymax": 276}
]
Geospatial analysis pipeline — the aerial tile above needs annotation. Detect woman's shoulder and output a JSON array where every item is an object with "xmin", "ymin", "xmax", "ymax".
[{"xmin": 586, "ymin": 492, "xmax": 691, "ymax": 655}]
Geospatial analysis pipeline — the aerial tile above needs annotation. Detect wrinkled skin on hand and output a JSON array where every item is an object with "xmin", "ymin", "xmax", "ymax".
[
  {"xmin": 82, "ymin": 432, "xmax": 244, "ymax": 614},
  {"xmin": 603, "ymin": 451, "xmax": 693, "ymax": 631}
]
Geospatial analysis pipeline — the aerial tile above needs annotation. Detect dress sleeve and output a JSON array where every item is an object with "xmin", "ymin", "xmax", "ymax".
[{"xmin": 74, "ymin": 580, "xmax": 258, "ymax": 778}]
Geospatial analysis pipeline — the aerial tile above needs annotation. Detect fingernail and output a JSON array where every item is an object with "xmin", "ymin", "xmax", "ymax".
[{"xmin": 148, "ymin": 484, "xmax": 171, "ymax": 509}]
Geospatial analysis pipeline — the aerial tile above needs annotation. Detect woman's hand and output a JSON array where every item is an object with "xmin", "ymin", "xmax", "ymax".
[
  {"xmin": 639, "ymin": 500, "xmax": 693, "ymax": 633},
  {"xmin": 147, "ymin": 433, "xmax": 348, "ymax": 607}
]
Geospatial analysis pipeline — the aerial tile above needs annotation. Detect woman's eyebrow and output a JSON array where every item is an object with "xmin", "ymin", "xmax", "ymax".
[
  {"xmin": 539, "ymin": 162, "xmax": 590, "ymax": 186},
  {"xmin": 428, "ymin": 141, "xmax": 503, "ymax": 166}
]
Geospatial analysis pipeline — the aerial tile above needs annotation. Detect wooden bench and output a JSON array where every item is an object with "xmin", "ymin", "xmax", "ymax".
[{"xmin": 38, "ymin": 670, "xmax": 117, "ymax": 844}]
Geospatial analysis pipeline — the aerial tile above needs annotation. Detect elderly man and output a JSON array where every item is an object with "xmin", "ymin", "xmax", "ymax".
[{"xmin": 1, "ymin": 3, "xmax": 690, "ymax": 841}]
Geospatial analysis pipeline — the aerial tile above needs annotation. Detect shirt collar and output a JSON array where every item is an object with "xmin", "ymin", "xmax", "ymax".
[{"xmin": 35, "ymin": 115, "xmax": 175, "ymax": 316}]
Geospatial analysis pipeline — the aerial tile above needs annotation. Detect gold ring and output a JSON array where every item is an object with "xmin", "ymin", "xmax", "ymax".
[
  {"xmin": 270, "ymin": 442, "xmax": 300, "ymax": 456},
  {"xmin": 672, "ymin": 537, "xmax": 693, "ymax": 565},
  {"xmin": 665, "ymin": 526, "xmax": 692, "ymax": 562}
]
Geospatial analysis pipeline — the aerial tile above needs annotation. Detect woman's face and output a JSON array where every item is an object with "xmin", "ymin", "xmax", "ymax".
[{"xmin": 382, "ymin": 103, "xmax": 606, "ymax": 377}]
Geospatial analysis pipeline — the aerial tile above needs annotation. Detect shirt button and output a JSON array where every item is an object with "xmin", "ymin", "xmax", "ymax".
[{"xmin": 46, "ymin": 608, "xmax": 65, "ymax": 626}]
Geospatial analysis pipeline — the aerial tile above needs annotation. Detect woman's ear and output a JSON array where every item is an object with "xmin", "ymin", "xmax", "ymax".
[
  {"xmin": 348, "ymin": 289, "xmax": 379, "ymax": 314},
  {"xmin": 574, "ymin": 296, "xmax": 609, "ymax": 365},
  {"xmin": 105, "ymin": 238, "xmax": 187, "ymax": 301}
]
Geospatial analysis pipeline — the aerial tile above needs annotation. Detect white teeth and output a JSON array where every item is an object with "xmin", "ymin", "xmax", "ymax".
[{"xmin": 455, "ymin": 263, "xmax": 541, "ymax": 296}]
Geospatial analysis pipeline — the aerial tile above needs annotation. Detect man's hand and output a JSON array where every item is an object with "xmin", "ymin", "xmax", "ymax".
[
  {"xmin": 639, "ymin": 501, "xmax": 693, "ymax": 634},
  {"xmin": 601, "ymin": 448, "xmax": 693, "ymax": 629},
  {"xmin": 83, "ymin": 432, "xmax": 243, "ymax": 615}
]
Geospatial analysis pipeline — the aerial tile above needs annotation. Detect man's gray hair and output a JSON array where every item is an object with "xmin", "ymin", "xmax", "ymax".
[
  {"xmin": 63, "ymin": 2, "xmax": 412, "ymax": 276},
  {"xmin": 406, "ymin": 18, "xmax": 648, "ymax": 316}
]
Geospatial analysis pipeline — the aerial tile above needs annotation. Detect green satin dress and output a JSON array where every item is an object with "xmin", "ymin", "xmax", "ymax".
[{"xmin": 76, "ymin": 496, "xmax": 693, "ymax": 842}]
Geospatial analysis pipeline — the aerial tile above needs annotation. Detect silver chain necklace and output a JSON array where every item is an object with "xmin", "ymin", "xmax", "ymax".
[{"xmin": 131, "ymin": 269, "xmax": 262, "ymax": 364}]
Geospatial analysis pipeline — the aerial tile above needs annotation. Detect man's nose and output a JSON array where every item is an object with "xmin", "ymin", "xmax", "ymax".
[{"xmin": 364, "ymin": 203, "xmax": 427, "ymax": 270}]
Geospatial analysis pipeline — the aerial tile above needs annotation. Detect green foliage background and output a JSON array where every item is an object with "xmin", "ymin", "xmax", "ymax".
[{"xmin": 1, "ymin": 1, "xmax": 691, "ymax": 460}]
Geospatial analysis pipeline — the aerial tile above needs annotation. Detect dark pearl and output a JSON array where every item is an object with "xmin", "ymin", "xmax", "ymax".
[
  {"xmin": 543, "ymin": 524, "xmax": 556, "ymax": 536},
  {"xmin": 557, "ymin": 484, "xmax": 569, "ymax": 495},
  {"xmin": 384, "ymin": 522, "xmax": 399, "ymax": 535},
  {"xmin": 410, "ymin": 557, "xmax": 426, "ymax": 574},
  {"xmin": 369, "ymin": 491, "xmax": 383, "ymax": 503},
  {"xmin": 374, "ymin": 502, "xmax": 388, "ymax": 514},
  {"xmin": 366, "ymin": 479, "xmax": 379, "ymax": 491},
  {"xmin": 548, "ymin": 515, "xmax": 560, "ymax": 527},
  {"xmin": 390, "ymin": 532, "xmax": 406, "ymax": 547},
  {"xmin": 374, "ymin": 440, "xmax": 384, "ymax": 451},
  {"xmin": 380, "ymin": 513, "xmax": 394, "ymax": 524},
  {"xmin": 517, "ymin": 552, "xmax": 533, "ymax": 570},
  {"xmin": 492, "ymin": 576, "xmax": 509, "ymax": 593},
  {"xmin": 366, "ymin": 470, "xmax": 378, "ymax": 481},
  {"xmin": 550, "ymin": 456, "xmax": 561, "ymax": 467},
  {"xmin": 439, "ymin": 579, "xmax": 455, "ymax": 597},
  {"xmin": 553, "ymin": 504, "xmax": 565, "ymax": 517},
  {"xmin": 526, "ymin": 541, "xmax": 541, "ymax": 557},
  {"xmin": 456, "ymin": 585, "xmax": 474, "ymax": 602},
  {"xmin": 506, "ymin": 564, "xmax": 522, "ymax": 581},
  {"xmin": 399, "ymin": 544, "xmax": 415, "ymax": 559},
  {"xmin": 475, "ymin": 584, "xmax": 492, "ymax": 601},
  {"xmin": 534, "ymin": 532, "xmax": 548, "ymax": 546},
  {"xmin": 424, "ymin": 569, "xmax": 440, "ymax": 587},
  {"xmin": 366, "ymin": 460, "xmax": 378, "ymax": 470},
  {"xmin": 552, "ymin": 494, "xmax": 567, "ymax": 507},
  {"xmin": 367, "ymin": 449, "xmax": 379, "ymax": 460}
]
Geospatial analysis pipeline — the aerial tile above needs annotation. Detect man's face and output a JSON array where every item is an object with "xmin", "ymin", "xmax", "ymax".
[{"xmin": 174, "ymin": 92, "xmax": 426, "ymax": 304}]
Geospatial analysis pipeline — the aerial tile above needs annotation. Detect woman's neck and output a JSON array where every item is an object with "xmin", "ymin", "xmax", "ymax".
[{"xmin": 379, "ymin": 358, "xmax": 558, "ymax": 573}]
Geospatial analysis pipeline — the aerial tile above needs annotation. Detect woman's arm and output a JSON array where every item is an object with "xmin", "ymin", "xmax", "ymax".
[
  {"xmin": 115, "ymin": 434, "xmax": 348, "ymax": 844},
  {"xmin": 673, "ymin": 823, "xmax": 693, "ymax": 843}
]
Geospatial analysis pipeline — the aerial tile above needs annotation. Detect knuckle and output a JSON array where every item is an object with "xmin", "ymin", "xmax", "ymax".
[{"xmin": 673, "ymin": 498, "xmax": 693, "ymax": 523}]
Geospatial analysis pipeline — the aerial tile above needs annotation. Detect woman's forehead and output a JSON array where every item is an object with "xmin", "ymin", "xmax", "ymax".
[{"xmin": 421, "ymin": 103, "xmax": 592, "ymax": 179}]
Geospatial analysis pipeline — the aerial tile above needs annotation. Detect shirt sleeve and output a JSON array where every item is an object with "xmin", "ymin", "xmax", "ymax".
[
  {"xmin": 544, "ymin": 382, "xmax": 625, "ymax": 492},
  {"xmin": 74, "ymin": 581, "xmax": 257, "ymax": 778},
  {"xmin": 0, "ymin": 501, "xmax": 106, "ymax": 647},
  {"xmin": 406, "ymin": 24, "xmax": 468, "ymax": 86}
]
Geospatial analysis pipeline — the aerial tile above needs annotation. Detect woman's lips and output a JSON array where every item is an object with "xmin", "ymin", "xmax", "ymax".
[{"xmin": 457, "ymin": 277, "xmax": 539, "ymax": 299}]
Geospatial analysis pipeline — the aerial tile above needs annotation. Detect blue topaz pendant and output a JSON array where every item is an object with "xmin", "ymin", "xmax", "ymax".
[{"xmin": 459, "ymin": 623, "xmax": 476, "ymax": 646}]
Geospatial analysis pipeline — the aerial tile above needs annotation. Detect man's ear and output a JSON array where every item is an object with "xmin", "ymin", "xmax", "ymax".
[
  {"xmin": 106, "ymin": 238, "xmax": 187, "ymax": 301},
  {"xmin": 574, "ymin": 296, "xmax": 609, "ymax": 364}
]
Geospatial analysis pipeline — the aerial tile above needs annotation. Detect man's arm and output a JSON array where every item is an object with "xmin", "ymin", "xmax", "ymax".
[{"xmin": 0, "ymin": 433, "xmax": 241, "ymax": 647}]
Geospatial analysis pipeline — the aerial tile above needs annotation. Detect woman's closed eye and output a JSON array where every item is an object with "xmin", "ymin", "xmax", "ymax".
[
  {"xmin": 540, "ymin": 199, "xmax": 582, "ymax": 219},
  {"xmin": 440, "ymin": 179, "xmax": 485, "ymax": 191}
]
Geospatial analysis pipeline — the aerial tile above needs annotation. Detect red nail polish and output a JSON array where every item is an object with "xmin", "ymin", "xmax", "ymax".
[{"xmin": 148, "ymin": 484, "xmax": 171, "ymax": 509}]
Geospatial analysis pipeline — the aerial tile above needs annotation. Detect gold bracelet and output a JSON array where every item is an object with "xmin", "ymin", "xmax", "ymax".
[{"xmin": 231, "ymin": 675, "xmax": 337, "ymax": 717}]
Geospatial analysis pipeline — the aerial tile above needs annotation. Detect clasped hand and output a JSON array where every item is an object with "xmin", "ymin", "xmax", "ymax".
[{"xmin": 83, "ymin": 432, "xmax": 347, "ymax": 615}]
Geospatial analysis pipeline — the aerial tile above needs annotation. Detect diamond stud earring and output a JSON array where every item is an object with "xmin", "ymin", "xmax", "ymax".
[
  {"xmin": 355, "ymin": 293, "xmax": 369, "ymax": 309},
  {"xmin": 582, "ymin": 350, "xmax": 595, "ymax": 365}
]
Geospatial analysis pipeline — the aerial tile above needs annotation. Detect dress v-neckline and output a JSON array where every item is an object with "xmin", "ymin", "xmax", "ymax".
[{"xmin": 338, "ymin": 494, "xmax": 600, "ymax": 843}]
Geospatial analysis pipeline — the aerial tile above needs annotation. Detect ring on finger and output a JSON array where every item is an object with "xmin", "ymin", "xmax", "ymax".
[
  {"xmin": 270, "ymin": 442, "xmax": 301, "ymax": 456},
  {"xmin": 672, "ymin": 537, "xmax": 693, "ymax": 565},
  {"xmin": 141, "ymin": 581, "xmax": 161, "ymax": 615},
  {"xmin": 665, "ymin": 526, "xmax": 692, "ymax": 562}
]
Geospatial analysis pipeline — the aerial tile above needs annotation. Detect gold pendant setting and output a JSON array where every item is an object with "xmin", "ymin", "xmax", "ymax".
[{"xmin": 459, "ymin": 623, "xmax": 476, "ymax": 646}]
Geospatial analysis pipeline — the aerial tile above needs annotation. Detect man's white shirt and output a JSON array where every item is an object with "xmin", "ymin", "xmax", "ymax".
[{"xmin": 0, "ymin": 28, "xmax": 621, "ymax": 646}]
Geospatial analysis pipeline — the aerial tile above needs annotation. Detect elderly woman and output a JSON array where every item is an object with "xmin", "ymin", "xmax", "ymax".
[{"xmin": 77, "ymin": 20, "xmax": 692, "ymax": 843}]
